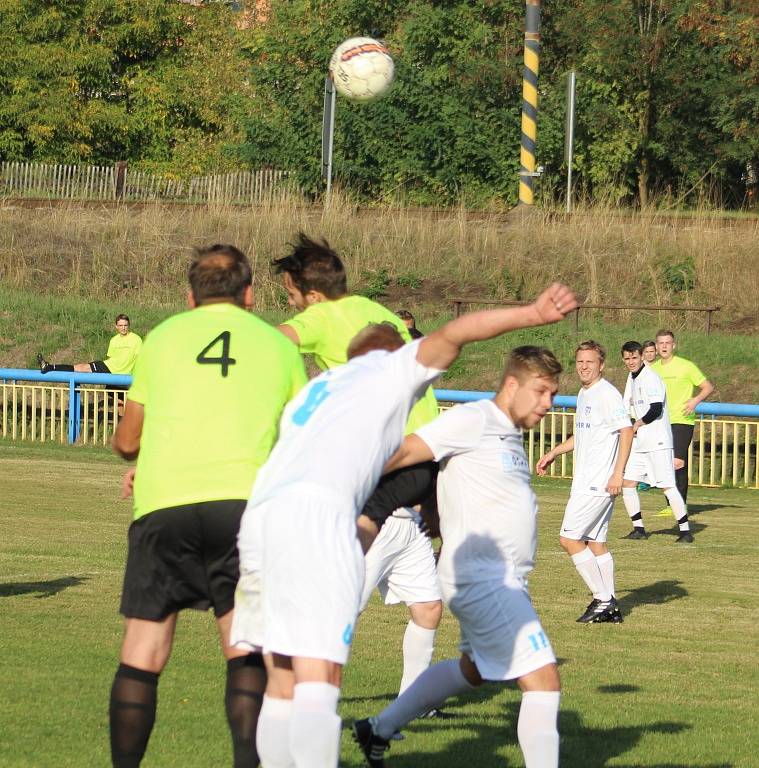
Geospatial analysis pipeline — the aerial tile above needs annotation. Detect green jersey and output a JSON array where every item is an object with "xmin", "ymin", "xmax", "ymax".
[
  {"xmin": 104, "ymin": 331, "xmax": 142, "ymax": 375},
  {"xmin": 283, "ymin": 295, "xmax": 439, "ymax": 433},
  {"xmin": 650, "ymin": 355, "xmax": 707, "ymax": 426},
  {"xmin": 128, "ymin": 303, "xmax": 306, "ymax": 519}
]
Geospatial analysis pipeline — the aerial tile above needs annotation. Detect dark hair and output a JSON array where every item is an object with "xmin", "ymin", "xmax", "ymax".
[
  {"xmin": 115, "ymin": 314, "xmax": 130, "ymax": 324},
  {"xmin": 347, "ymin": 322, "xmax": 405, "ymax": 360},
  {"xmin": 189, "ymin": 244, "xmax": 252, "ymax": 306},
  {"xmin": 271, "ymin": 233, "xmax": 347, "ymax": 298},
  {"xmin": 655, "ymin": 329, "xmax": 675, "ymax": 341},
  {"xmin": 575, "ymin": 339, "xmax": 606, "ymax": 363},
  {"xmin": 396, "ymin": 309, "xmax": 415, "ymax": 323},
  {"xmin": 621, "ymin": 340, "xmax": 643, "ymax": 354},
  {"xmin": 642, "ymin": 340, "xmax": 655, "ymax": 350},
  {"xmin": 501, "ymin": 346, "xmax": 562, "ymax": 386}
]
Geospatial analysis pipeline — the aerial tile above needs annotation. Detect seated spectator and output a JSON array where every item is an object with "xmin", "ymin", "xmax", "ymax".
[
  {"xmin": 396, "ymin": 309, "xmax": 423, "ymax": 339},
  {"xmin": 38, "ymin": 314, "xmax": 142, "ymax": 375}
]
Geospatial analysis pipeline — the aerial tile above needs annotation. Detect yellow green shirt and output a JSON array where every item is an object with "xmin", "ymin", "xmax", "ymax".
[
  {"xmin": 104, "ymin": 331, "xmax": 142, "ymax": 375},
  {"xmin": 128, "ymin": 303, "xmax": 306, "ymax": 519},
  {"xmin": 650, "ymin": 355, "xmax": 707, "ymax": 426},
  {"xmin": 283, "ymin": 295, "xmax": 439, "ymax": 433}
]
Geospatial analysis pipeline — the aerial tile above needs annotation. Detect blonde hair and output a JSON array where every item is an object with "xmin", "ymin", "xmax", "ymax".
[
  {"xmin": 502, "ymin": 346, "xmax": 562, "ymax": 385},
  {"xmin": 575, "ymin": 339, "xmax": 606, "ymax": 363}
]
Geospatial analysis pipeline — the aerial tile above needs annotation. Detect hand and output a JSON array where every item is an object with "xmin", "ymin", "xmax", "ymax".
[
  {"xmin": 683, "ymin": 398, "xmax": 698, "ymax": 415},
  {"xmin": 121, "ymin": 467, "xmax": 136, "ymax": 499},
  {"xmin": 606, "ymin": 472, "xmax": 623, "ymax": 496},
  {"xmin": 536, "ymin": 452, "xmax": 555, "ymax": 476},
  {"xmin": 632, "ymin": 420, "xmax": 641, "ymax": 434},
  {"xmin": 532, "ymin": 283, "xmax": 579, "ymax": 325}
]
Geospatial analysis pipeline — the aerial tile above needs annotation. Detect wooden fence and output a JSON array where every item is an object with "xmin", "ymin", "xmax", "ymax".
[{"xmin": 0, "ymin": 161, "xmax": 296, "ymax": 204}]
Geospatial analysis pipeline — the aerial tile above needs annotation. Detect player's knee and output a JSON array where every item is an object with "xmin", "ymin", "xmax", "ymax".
[
  {"xmin": 518, "ymin": 662, "xmax": 560, "ymax": 693},
  {"xmin": 558, "ymin": 536, "xmax": 576, "ymax": 553},
  {"xmin": 459, "ymin": 653, "xmax": 484, "ymax": 687},
  {"xmin": 409, "ymin": 600, "xmax": 442, "ymax": 629}
]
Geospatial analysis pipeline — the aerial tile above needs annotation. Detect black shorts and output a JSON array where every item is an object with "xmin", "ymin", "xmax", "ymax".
[
  {"xmin": 362, "ymin": 462, "xmax": 438, "ymax": 529},
  {"xmin": 671, "ymin": 424, "xmax": 695, "ymax": 462},
  {"xmin": 120, "ymin": 499, "xmax": 246, "ymax": 621},
  {"xmin": 90, "ymin": 360, "xmax": 110, "ymax": 374}
]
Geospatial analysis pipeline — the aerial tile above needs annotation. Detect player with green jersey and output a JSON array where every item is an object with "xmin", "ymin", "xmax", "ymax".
[
  {"xmin": 110, "ymin": 245, "xmax": 306, "ymax": 768},
  {"xmin": 651, "ymin": 329, "xmax": 714, "ymax": 503}
]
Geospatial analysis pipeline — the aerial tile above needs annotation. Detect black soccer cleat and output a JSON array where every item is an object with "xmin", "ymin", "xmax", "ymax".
[
  {"xmin": 576, "ymin": 598, "xmax": 600, "ymax": 623},
  {"xmin": 623, "ymin": 528, "xmax": 649, "ymax": 540},
  {"xmin": 675, "ymin": 531, "xmax": 694, "ymax": 543},
  {"xmin": 353, "ymin": 718, "xmax": 390, "ymax": 768},
  {"xmin": 37, "ymin": 353, "xmax": 51, "ymax": 374},
  {"xmin": 419, "ymin": 708, "xmax": 451, "ymax": 719},
  {"xmin": 588, "ymin": 601, "xmax": 617, "ymax": 624},
  {"xmin": 609, "ymin": 597, "xmax": 624, "ymax": 624}
]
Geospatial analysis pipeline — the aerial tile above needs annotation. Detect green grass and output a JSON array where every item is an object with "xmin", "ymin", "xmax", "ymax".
[
  {"xmin": 2, "ymin": 287, "xmax": 759, "ymax": 403},
  {"xmin": 1, "ymin": 442, "xmax": 756, "ymax": 767}
]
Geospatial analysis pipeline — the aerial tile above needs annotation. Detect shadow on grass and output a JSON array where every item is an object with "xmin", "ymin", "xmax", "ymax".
[
  {"xmin": 647, "ymin": 521, "xmax": 707, "ymax": 536},
  {"xmin": 597, "ymin": 683, "xmax": 640, "ymax": 694},
  {"xmin": 359, "ymin": 701, "xmax": 731, "ymax": 768},
  {"xmin": 617, "ymin": 579, "xmax": 688, "ymax": 617},
  {"xmin": 687, "ymin": 503, "xmax": 741, "ymax": 515},
  {"xmin": 0, "ymin": 575, "xmax": 88, "ymax": 598}
]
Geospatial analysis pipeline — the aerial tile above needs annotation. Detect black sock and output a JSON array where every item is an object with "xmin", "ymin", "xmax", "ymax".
[
  {"xmin": 675, "ymin": 467, "xmax": 689, "ymax": 504},
  {"xmin": 630, "ymin": 512, "xmax": 645, "ymax": 530},
  {"xmin": 50, "ymin": 364, "xmax": 75, "ymax": 372},
  {"xmin": 225, "ymin": 653, "xmax": 266, "ymax": 768},
  {"xmin": 109, "ymin": 663, "xmax": 159, "ymax": 768}
]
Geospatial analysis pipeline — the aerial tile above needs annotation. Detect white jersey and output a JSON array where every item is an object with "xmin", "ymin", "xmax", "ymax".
[
  {"xmin": 249, "ymin": 340, "xmax": 442, "ymax": 513},
  {"xmin": 416, "ymin": 399, "xmax": 537, "ymax": 587},
  {"xmin": 622, "ymin": 365, "xmax": 672, "ymax": 452},
  {"xmin": 572, "ymin": 379, "xmax": 630, "ymax": 497}
]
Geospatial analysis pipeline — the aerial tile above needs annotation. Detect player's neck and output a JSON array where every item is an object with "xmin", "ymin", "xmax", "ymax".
[
  {"xmin": 581, "ymin": 375, "xmax": 603, "ymax": 390},
  {"xmin": 659, "ymin": 355, "xmax": 675, "ymax": 365}
]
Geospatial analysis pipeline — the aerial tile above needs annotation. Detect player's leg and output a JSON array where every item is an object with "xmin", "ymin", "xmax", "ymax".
[
  {"xmin": 403, "ymin": 600, "xmax": 442, "ymax": 695},
  {"xmin": 110, "ymin": 615, "xmax": 177, "ymax": 768},
  {"xmin": 256, "ymin": 653, "xmax": 297, "ymax": 768},
  {"xmin": 516, "ymin": 663, "xmax": 561, "ymax": 768},
  {"xmin": 652, "ymin": 447, "xmax": 693, "ymax": 542},
  {"xmin": 622, "ymin": 451, "xmax": 649, "ymax": 538},
  {"xmin": 671, "ymin": 424, "xmax": 694, "ymax": 503}
]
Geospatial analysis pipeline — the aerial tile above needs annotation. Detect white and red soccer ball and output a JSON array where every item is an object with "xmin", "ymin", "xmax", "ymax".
[{"xmin": 329, "ymin": 37, "xmax": 395, "ymax": 103}]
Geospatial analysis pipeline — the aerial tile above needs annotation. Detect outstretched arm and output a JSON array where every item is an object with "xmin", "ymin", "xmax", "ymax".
[{"xmin": 416, "ymin": 283, "xmax": 578, "ymax": 370}]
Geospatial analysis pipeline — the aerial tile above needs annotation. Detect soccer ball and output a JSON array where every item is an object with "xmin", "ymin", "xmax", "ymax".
[{"xmin": 329, "ymin": 37, "xmax": 395, "ymax": 103}]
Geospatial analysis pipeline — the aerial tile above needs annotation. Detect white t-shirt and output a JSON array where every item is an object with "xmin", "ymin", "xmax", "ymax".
[
  {"xmin": 572, "ymin": 378, "xmax": 631, "ymax": 497},
  {"xmin": 623, "ymin": 365, "xmax": 672, "ymax": 452},
  {"xmin": 249, "ymin": 340, "xmax": 443, "ymax": 514},
  {"xmin": 416, "ymin": 399, "xmax": 538, "ymax": 587}
]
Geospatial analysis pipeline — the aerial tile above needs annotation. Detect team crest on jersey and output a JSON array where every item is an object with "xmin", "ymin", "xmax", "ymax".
[{"xmin": 584, "ymin": 406, "xmax": 592, "ymax": 415}]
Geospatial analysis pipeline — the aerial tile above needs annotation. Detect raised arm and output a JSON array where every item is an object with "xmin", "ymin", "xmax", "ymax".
[{"xmin": 416, "ymin": 283, "xmax": 577, "ymax": 370}]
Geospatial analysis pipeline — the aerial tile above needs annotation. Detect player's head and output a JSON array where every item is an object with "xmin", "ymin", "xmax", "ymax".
[
  {"xmin": 621, "ymin": 340, "xmax": 643, "ymax": 373},
  {"xmin": 188, "ymin": 244, "xmax": 253, "ymax": 308},
  {"xmin": 346, "ymin": 322, "xmax": 405, "ymax": 360},
  {"xmin": 396, "ymin": 309, "xmax": 416, "ymax": 329},
  {"xmin": 655, "ymin": 329, "xmax": 676, "ymax": 360},
  {"xmin": 575, "ymin": 340, "xmax": 605, "ymax": 387},
  {"xmin": 115, "ymin": 314, "xmax": 130, "ymax": 335},
  {"xmin": 641, "ymin": 339, "xmax": 656, "ymax": 363},
  {"xmin": 272, "ymin": 233, "xmax": 347, "ymax": 310},
  {"xmin": 498, "ymin": 346, "xmax": 562, "ymax": 429}
]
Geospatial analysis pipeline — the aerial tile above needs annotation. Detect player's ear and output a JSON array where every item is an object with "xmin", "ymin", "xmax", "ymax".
[
  {"xmin": 306, "ymin": 290, "xmax": 326, "ymax": 305},
  {"xmin": 243, "ymin": 284, "xmax": 254, "ymax": 310},
  {"xmin": 187, "ymin": 289, "xmax": 197, "ymax": 309}
]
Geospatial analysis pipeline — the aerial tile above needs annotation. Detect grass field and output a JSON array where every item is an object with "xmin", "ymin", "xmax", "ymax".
[{"xmin": 1, "ymin": 441, "xmax": 756, "ymax": 767}]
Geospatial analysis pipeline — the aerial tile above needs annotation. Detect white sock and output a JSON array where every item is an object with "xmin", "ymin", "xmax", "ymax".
[
  {"xmin": 517, "ymin": 691, "xmax": 560, "ymax": 768},
  {"xmin": 622, "ymin": 487, "xmax": 644, "ymax": 528},
  {"xmin": 399, "ymin": 621, "xmax": 436, "ymax": 695},
  {"xmin": 571, "ymin": 548, "xmax": 610, "ymax": 602},
  {"xmin": 595, "ymin": 552, "xmax": 615, "ymax": 599},
  {"xmin": 257, "ymin": 695, "xmax": 294, "ymax": 768},
  {"xmin": 664, "ymin": 487, "xmax": 689, "ymax": 530},
  {"xmin": 373, "ymin": 659, "xmax": 473, "ymax": 740},
  {"xmin": 289, "ymin": 682, "xmax": 341, "ymax": 768}
]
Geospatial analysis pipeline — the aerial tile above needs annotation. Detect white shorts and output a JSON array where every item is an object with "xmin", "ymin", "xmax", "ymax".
[
  {"xmin": 624, "ymin": 448, "xmax": 676, "ymax": 488},
  {"xmin": 560, "ymin": 494, "xmax": 614, "ymax": 542},
  {"xmin": 232, "ymin": 487, "xmax": 364, "ymax": 666},
  {"xmin": 440, "ymin": 577, "xmax": 555, "ymax": 681},
  {"xmin": 360, "ymin": 513, "xmax": 441, "ymax": 610}
]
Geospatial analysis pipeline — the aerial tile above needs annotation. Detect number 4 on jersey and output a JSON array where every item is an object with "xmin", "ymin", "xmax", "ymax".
[{"xmin": 197, "ymin": 331, "xmax": 236, "ymax": 377}]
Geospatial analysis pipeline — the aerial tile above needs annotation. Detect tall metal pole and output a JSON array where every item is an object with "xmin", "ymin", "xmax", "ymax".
[
  {"xmin": 322, "ymin": 75, "xmax": 336, "ymax": 205},
  {"xmin": 565, "ymin": 70, "xmax": 576, "ymax": 213},
  {"xmin": 518, "ymin": 0, "xmax": 541, "ymax": 206}
]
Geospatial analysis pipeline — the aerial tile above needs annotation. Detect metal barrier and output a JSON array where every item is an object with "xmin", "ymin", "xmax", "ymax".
[{"xmin": 1, "ymin": 370, "xmax": 757, "ymax": 488}]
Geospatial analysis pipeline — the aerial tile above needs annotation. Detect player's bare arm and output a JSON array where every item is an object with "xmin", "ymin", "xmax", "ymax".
[
  {"xmin": 383, "ymin": 434, "xmax": 435, "ymax": 474},
  {"xmin": 606, "ymin": 426, "xmax": 633, "ymax": 496},
  {"xmin": 416, "ymin": 283, "xmax": 578, "ymax": 371},
  {"xmin": 536, "ymin": 435, "xmax": 575, "ymax": 476},
  {"xmin": 277, "ymin": 323, "xmax": 300, "ymax": 346},
  {"xmin": 121, "ymin": 467, "xmax": 136, "ymax": 499},
  {"xmin": 112, "ymin": 400, "xmax": 144, "ymax": 460},
  {"xmin": 684, "ymin": 379, "xmax": 714, "ymax": 415}
]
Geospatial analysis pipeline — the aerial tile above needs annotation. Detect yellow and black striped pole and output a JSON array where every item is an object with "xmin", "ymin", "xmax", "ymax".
[{"xmin": 519, "ymin": 0, "xmax": 541, "ymax": 206}]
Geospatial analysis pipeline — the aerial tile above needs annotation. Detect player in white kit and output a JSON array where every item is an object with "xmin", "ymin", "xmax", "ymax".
[
  {"xmin": 619, "ymin": 341, "xmax": 692, "ymax": 542},
  {"xmin": 537, "ymin": 340, "xmax": 633, "ymax": 624},
  {"xmin": 232, "ymin": 283, "xmax": 578, "ymax": 768},
  {"xmin": 353, "ymin": 346, "xmax": 564, "ymax": 768}
]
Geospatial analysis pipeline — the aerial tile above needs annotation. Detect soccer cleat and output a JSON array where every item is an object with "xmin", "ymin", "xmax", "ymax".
[
  {"xmin": 623, "ymin": 528, "xmax": 649, "ymax": 540},
  {"xmin": 653, "ymin": 507, "xmax": 673, "ymax": 518},
  {"xmin": 675, "ymin": 531, "xmax": 694, "ymax": 543},
  {"xmin": 419, "ymin": 708, "xmax": 449, "ymax": 719},
  {"xmin": 587, "ymin": 601, "xmax": 617, "ymax": 624},
  {"xmin": 576, "ymin": 598, "xmax": 600, "ymax": 623},
  {"xmin": 37, "ymin": 353, "xmax": 51, "ymax": 374},
  {"xmin": 353, "ymin": 718, "xmax": 390, "ymax": 768},
  {"xmin": 609, "ymin": 597, "xmax": 624, "ymax": 624}
]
